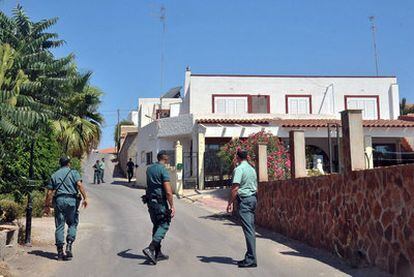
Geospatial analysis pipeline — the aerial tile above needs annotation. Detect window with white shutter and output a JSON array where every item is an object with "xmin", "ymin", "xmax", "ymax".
[
  {"xmin": 213, "ymin": 96, "xmax": 248, "ymax": 114},
  {"xmin": 345, "ymin": 96, "xmax": 378, "ymax": 120},
  {"xmin": 286, "ymin": 96, "xmax": 311, "ymax": 115}
]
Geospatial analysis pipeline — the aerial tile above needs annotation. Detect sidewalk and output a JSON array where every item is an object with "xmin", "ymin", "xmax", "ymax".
[
  {"xmin": 182, "ymin": 188, "xmax": 230, "ymax": 213},
  {"xmin": 6, "ymin": 217, "xmax": 57, "ymax": 277}
]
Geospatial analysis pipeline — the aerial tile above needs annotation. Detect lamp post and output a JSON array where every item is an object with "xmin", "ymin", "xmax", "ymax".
[{"xmin": 24, "ymin": 141, "xmax": 35, "ymax": 246}]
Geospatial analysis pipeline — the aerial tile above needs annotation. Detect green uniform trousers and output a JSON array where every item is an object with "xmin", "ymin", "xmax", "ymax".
[
  {"xmin": 100, "ymin": 169, "xmax": 105, "ymax": 182},
  {"xmin": 238, "ymin": 194, "xmax": 257, "ymax": 264},
  {"xmin": 148, "ymin": 201, "xmax": 170, "ymax": 243},
  {"xmin": 93, "ymin": 170, "xmax": 100, "ymax": 184},
  {"xmin": 54, "ymin": 196, "xmax": 78, "ymax": 246}
]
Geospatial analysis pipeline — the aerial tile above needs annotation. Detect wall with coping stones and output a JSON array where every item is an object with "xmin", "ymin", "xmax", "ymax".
[{"xmin": 257, "ymin": 163, "xmax": 414, "ymax": 276}]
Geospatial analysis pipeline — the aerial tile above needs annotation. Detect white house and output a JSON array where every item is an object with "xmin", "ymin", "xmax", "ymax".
[{"xmin": 136, "ymin": 68, "xmax": 414, "ymax": 189}]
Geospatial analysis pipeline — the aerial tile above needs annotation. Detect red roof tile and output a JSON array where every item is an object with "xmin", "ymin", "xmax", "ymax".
[
  {"xmin": 197, "ymin": 118, "xmax": 270, "ymax": 124},
  {"xmin": 98, "ymin": 147, "xmax": 117, "ymax": 154},
  {"xmin": 273, "ymin": 119, "xmax": 414, "ymax": 128}
]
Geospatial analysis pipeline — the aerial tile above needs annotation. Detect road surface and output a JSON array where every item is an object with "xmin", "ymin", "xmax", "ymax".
[{"xmin": 9, "ymin": 154, "xmax": 389, "ymax": 277}]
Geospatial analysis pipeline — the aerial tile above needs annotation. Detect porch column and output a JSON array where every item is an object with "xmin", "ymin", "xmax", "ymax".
[
  {"xmin": 256, "ymin": 142, "xmax": 268, "ymax": 182},
  {"xmin": 396, "ymin": 138, "xmax": 403, "ymax": 164},
  {"xmin": 364, "ymin": 136, "xmax": 374, "ymax": 169},
  {"xmin": 175, "ymin": 141, "xmax": 184, "ymax": 197},
  {"xmin": 341, "ymin": 110, "xmax": 365, "ymax": 172},
  {"xmin": 289, "ymin": 130, "xmax": 307, "ymax": 178},
  {"xmin": 196, "ymin": 129, "xmax": 206, "ymax": 190}
]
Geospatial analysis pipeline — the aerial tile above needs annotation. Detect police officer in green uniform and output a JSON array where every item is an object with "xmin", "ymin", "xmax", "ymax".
[
  {"xmin": 44, "ymin": 157, "xmax": 88, "ymax": 261},
  {"xmin": 142, "ymin": 151, "xmax": 175, "ymax": 265},
  {"xmin": 227, "ymin": 150, "xmax": 258, "ymax": 268}
]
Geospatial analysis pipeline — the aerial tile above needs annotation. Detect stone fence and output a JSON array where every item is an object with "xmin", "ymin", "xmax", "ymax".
[
  {"xmin": 253, "ymin": 110, "xmax": 414, "ymax": 275},
  {"xmin": 257, "ymin": 164, "xmax": 414, "ymax": 275}
]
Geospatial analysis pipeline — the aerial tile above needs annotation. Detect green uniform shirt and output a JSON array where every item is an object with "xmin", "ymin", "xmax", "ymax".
[
  {"xmin": 47, "ymin": 167, "xmax": 82, "ymax": 195},
  {"xmin": 232, "ymin": 161, "xmax": 258, "ymax": 197},
  {"xmin": 99, "ymin": 161, "xmax": 105, "ymax": 170},
  {"xmin": 146, "ymin": 162, "xmax": 170, "ymax": 198}
]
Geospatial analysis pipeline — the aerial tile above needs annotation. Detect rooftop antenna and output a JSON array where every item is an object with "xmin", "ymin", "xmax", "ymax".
[
  {"xmin": 369, "ymin": 16, "xmax": 379, "ymax": 76},
  {"xmin": 159, "ymin": 5, "xmax": 167, "ymax": 91}
]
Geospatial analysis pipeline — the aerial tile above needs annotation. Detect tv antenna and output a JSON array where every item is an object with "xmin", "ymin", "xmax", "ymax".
[
  {"xmin": 369, "ymin": 16, "xmax": 379, "ymax": 76},
  {"xmin": 157, "ymin": 5, "xmax": 167, "ymax": 91}
]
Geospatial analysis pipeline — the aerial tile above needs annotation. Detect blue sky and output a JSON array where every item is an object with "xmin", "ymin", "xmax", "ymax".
[{"xmin": 1, "ymin": 0, "xmax": 413, "ymax": 149}]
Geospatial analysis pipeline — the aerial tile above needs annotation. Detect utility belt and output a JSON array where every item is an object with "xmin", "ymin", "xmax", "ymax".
[
  {"xmin": 237, "ymin": 192, "xmax": 257, "ymax": 201},
  {"xmin": 141, "ymin": 194, "xmax": 171, "ymax": 224},
  {"xmin": 53, "ymin": 193, "xmax": 82, "ymax": 209},
  {"xmin": 141, "ymin": 194, "xmax": 166, "ymax": 205}
]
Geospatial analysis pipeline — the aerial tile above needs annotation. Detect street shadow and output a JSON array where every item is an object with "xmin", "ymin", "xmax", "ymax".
[
  {"xmin": 198, "ymin": 213, "xmax": 387, "ymax": 276},
  {"xmin": 197, "ymin": 255, "xmax": 237, "ymax": 265},
  {"xmin": 28, "ymin": 250, "xmax": 57, "ymax": 260},
  {"xmin": 111, "ymin": 180, "xmax": 141, "ymax": 190},
  {"xmin": 117, "ymin": 249, "xmax": 147, "ymax": 260},
  {"xmin": 199, "ymin": 213, "xmax": 233, "ymax": 221},
  {"xmin": 112, "ymin": 164, "xmax": 124, "ymax": 178},
  {"xmin": 117, "ymin": 249, "xmax": 153, "ymax": 265}
]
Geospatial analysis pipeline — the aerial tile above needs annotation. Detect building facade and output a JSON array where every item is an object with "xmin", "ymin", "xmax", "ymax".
[{"xmin": 135, "ymin": 68, "xmax": 414, "ymax": 188}]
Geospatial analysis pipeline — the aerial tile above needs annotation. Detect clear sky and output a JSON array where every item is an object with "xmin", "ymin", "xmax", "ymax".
[{"xmin": 1, "ymin": 0, "xmax": 413, "ymax": 149}]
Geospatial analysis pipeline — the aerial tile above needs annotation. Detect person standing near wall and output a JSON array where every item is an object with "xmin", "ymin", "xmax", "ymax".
[
  {"xmin": 227, "ymin": 150, "xmax": 258, "ymax": 268},
  {"xmin": 99, "ymin": 158, "xmax": 105, "ymax": 183},
  {"xmin": 93, "ymin": 160, "xmax": 101, "ymax": 184}
]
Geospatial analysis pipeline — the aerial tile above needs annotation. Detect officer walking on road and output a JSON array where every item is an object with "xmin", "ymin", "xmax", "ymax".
[
  {"xmin": 44, "ymin": 157, "xmax": 88, "ymax": 261},
  {"xmin": 142, "ymin": 151, "xmax": 175, "ymax": 265},
  {"xmin": 227, "ymin": 150, "xmax": 258, "ymax": 268},
  {"xmin": 126, "ymin": 158, "xmax": 135, "ymax": 183}
]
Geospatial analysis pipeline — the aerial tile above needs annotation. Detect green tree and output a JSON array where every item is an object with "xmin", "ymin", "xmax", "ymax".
[
  {"xmin": 114, "ymin": 119, "xmax": 135, "ymax": 151},
  {"xmin": 0, "ymin": 43, "xmax": 49, "ymax": 138},
  {"xmin": 400, "ymin": 97, "xmax": 414, "ymax": 116},
  {"xmin": 53, "ymin": 71, "xmax": 104, "ymax": 158}
]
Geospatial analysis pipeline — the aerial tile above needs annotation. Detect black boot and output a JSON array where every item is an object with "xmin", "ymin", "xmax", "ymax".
[
  {"xmin": 57, "ymin": 245, "xmax": 65, "ymax": 261},
  {"xmin": 142, "ymin": 241, "xmax": 159, "ymax": 265},
  {"xmin": 65, "ymin": 241, "xmax": 73, "ymax": 260},
  {"xmin": 156, "ymin": 245, "xmax": 169, "ymax": 261}
]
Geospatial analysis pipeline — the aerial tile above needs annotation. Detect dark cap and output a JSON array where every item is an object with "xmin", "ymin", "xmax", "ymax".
[
  {"xmin": 59, "ymin": 156, "xmax": 71, "ymax": 167},
  {"xmin": 237, "ymin": 150, "xmax": 248, "ymax": 160}
]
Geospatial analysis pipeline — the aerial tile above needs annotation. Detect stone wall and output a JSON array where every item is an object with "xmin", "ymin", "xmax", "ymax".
[{"xmin": 257, "ymin": 163, "xmax": 414, "ymax": 276}]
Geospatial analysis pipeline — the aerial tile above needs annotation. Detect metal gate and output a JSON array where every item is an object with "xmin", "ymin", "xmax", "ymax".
[
  {"xmin": 203, "ymin": 150, "xmax": 232, "ymax": 188},
  {"xmin": 183, "ymin": 152, "xmax": 198, "ymax": 189}
]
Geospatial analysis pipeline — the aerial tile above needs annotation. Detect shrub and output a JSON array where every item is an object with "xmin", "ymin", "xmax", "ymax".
[
  {"xmin": 0, "ymin": 200, "xmax": 22, "ymax": 223},
  {"xmin": 32, "ymin": 191, "xmax": 46, "ymax": 218},
  {"xmin": 218, "ymin": 131, "xmax": 291, "ymax": 180}
]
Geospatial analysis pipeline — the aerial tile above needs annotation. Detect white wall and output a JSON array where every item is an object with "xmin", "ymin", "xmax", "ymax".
[
  {"xmin": 138, "ymin": 98, "xmax": 159, "ymax": 128},
  {"xmin": 187, "ymin": 74, "xmax": 398, "ymax": 120},
  {"xmin": 127, "ymin": 111, "xmax": 139, "ymax": 126},
  {"xmin": 136, "ymin": 121, "xmax": 159, "ymax": 166}
]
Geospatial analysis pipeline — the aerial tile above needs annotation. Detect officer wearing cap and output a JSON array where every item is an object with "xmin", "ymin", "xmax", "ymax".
[
  {"xmin": 142, "ymin": 150, "xmax": 175, "ymax": 265},
  {"xmin": 227, "ymin": 150, "xmax": 258, "ymax": 268},
  {"xmin": 44, "ymin": 157, "xmax": 88, "ymax": 261}
]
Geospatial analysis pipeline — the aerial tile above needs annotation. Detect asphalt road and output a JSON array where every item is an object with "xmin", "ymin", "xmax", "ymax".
[{"xmin": 37, "ymin": 154, "xmax": 389, "ymax": 277}]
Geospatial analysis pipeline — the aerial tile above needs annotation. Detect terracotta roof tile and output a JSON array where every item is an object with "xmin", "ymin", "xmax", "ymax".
[
  {"xmin": 197, "ymin": 118, "xmax": 270, "ymax": 124},
  {"xmin": 98, "ymin": 147, "xmax": 117, "ymax": 154},
  {"xmin": 274, "ymin": 119, "xmax": 414, "ymax": 128}
]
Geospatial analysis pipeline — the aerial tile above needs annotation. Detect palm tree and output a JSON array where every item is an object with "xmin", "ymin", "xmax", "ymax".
[{"xmin": 53, "ymin": 72, "xmax": 104, "ymax": 158}]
